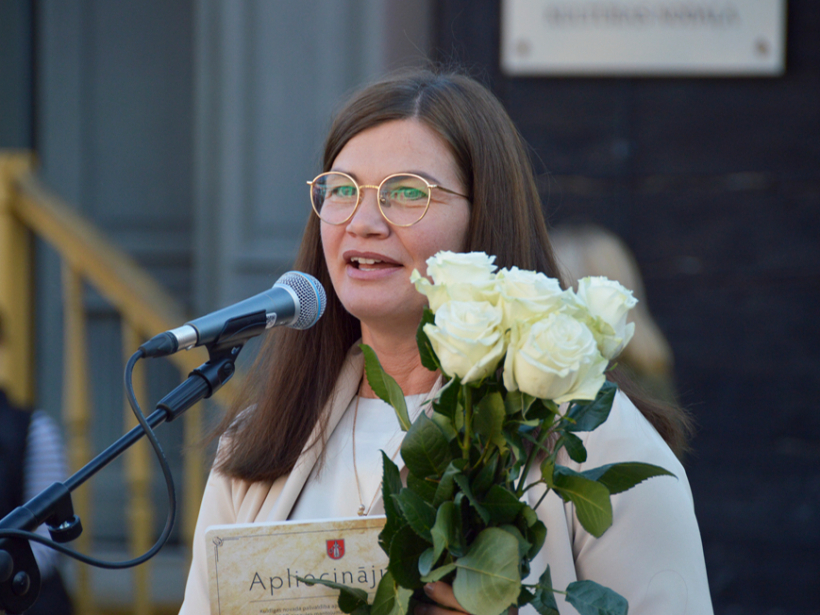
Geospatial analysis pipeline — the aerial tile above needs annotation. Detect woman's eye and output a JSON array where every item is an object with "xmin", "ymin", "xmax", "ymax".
[
  {"xmin": 389, "ymin": 187, "xmax": 427, "ymax": 202},
  {"xmin": 330, "ymin": 185, "xmax": 357, "ymax": 198}
]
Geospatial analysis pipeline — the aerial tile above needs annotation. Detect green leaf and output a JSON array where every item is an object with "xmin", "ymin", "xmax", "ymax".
[
  {"xmin": 504, "ymin": 389, "xmax": 522, "ymax": 416},
  {"xmin": 483, "ymin": 484, "xmax": 525, "ymax": 524},
  {"xmin": 380, "ymin": 452, "xmax": 407, "ymax": 553},
  {"xmin": 471, "ymin": 453, "xmax": 499, "ymax": 498},
  {"xmin": 565, "ymin": 579, "xmax": 628, "ymax": 615},
  {"xmin": 361, "ymin": 344, "xmax": 411, "ymax": 431},
  {"xmin": 372, "ymin": 570, "xmax": 414, "ymax": 615},
  {"xmin": 524, "ymin": 399, "xmax": 557, "ymax": 422},
  {"xmin": 518, "ymin": 504, "xmax": 538, "ymax": 528},
  {"xmin": 504, "ymin": 389, "xmax": 536, "ymax": 417},
  {"xmin": 524, "ymin": 506, "xmax": 547, "ymax": 560},
  {"xmin": 418, "ymin": 547, "xmax": 436, "ymax": 577},
  {"xmin": 416, "ymin": 307, "xmax": 440, "ymax": 372},
  {"xmin": 540, "ymin": 457, "xmax": 555, "ymax": 490},
  {"xmin": 581, "ymin": 462, "xmax": 676, "ymax": 495},
  {"xmin": 529, "ymin": 566, "xmax": 559, "ymax": 615},
  {"xmin": 453, "ymin": 473, "xmax": 490, "ymax": 524},
  {"xmin": 553, "ymin": 471, "xmax": 613, "ymax": 538},
  {"xmin": 433, "ymin": 459, "xmax": 467, "ymax": 507},
  {"xmin": 382, "ymin": 452, "xmax": 403, "ymax": 500},
  {"xmin": 492, "ymin": 433, "xmax": 509, "ymax": 457},
  {"xmin": 565, "ymin": 381, "xmax": 617, "ymax": 432},
  {"xmin": 420, "ymin": 562, "xmax": 457, "ymax": 583},
  {"xmin": 393, "ymin": 488, "xmax": 437, "ymax": 542},
  {"xmin": 430, "ymin": 500, "xmax": 465, "ymax": 562},
  {"xmin": 401, "ymin": 413, "xmax": 452, "ymax": 478},
  {"xmin": 432, "ymin": 376, "xmax": 461, "ymax": 421},
  {"xmin": 430, "ymin": 411, "xmax": 458, "ymax": 442},
  {"xmin": 475, "ymin": 392, "xmax": 505, "ymax": 443},
  {"xmin": 542, "ymin": 399, "xmax": 560, "ymax": 414},
  {"xmin": 515, "ymin": 504, "xmax": 547, "ymax": 559},
  {"xmin": 453, "ymin": 398, "xmax": 465, "ymax": 432},
  {"xmin": 388, "ymin": 525, "xmax": 429, "ymax": 589},
  {"xmin": 498, "ymin": 524, "xmax": 531, "ymax": 560},
  {"xmin": 512, "ymin": 419, "xmax": 541, "ymax": 430},
  {"xmin": 518, "ymin": 587, "xmax": 535, "ymax": 608},
  {"xmin": 504, "ymin": 426, "xmax": 527, "ymax": 483},
  {"xmin": 452, "ymin": 528, "xmax": 521, "ymax": 615},
  {"xmin": 298, "ymin": 577, "xmax": 370, "ymax": 614},
  {"xmin": 407, "ymin": 474, "xmax": 438, "ymax": 503},
  {"xmin": 557, "ymin": 432, "xmax": 588, "ymax": 463}
]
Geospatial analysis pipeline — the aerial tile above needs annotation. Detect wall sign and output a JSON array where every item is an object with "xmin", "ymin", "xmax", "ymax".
[{"xmin": 501, "ymin": 1, "xmax": 786, "ymax": 76}]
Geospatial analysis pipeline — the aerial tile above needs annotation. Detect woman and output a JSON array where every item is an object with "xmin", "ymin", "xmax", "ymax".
[{"xmin": 179, "ymin": 70, "xmax": 713, "ymax": 614}]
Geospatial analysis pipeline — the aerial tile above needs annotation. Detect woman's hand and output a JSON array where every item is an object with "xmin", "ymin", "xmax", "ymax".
[
  {"xmin": 415, "ymin": 582, "xmax": 468, "ymax": 615},
  {"xmin": 414, "ymin": 582, "xmax": 519, "ymax": 615}
]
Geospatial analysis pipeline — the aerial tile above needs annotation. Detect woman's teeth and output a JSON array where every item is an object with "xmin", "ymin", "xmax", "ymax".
[{"xmin": 351, "ymin": 257, "xmax": 388, "ymax": 270}]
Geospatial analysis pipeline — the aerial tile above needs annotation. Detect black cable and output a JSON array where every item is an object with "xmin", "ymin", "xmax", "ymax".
[{"xmin": 0, "ymin": 349, "xmax": 178, "ymax": 569}]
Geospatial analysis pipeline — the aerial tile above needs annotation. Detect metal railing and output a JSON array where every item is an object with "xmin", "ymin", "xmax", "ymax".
[{"xmin": 0, "ymin": 151, "xmax": 232, "ymax": 614}]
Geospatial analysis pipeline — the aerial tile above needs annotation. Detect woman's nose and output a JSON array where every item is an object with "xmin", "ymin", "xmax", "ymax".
[{"xmin": 346, "ymin": 187, "xmax": 389, "ymax": 235}]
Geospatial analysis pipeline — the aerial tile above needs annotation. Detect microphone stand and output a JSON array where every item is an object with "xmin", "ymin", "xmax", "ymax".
[{"xmin": 0, "ymin": 342, "xmax": 242, "ymax": 614}]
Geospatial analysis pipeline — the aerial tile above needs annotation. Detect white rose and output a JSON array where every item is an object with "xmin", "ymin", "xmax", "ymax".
[
  {"xmin": 411, "ymin": 251, "xmax": 498, "ymax": 312},
  {"xmin": 495, "ymin": 267, "xmax": 570, "ymax": 332},
  {"xmin": 503, "ymin": 312, "xmax": 607, "ymax": 404},
  {"xmin": 575, "ymin": 276, "xmax": 638, "ymax": 360},
  {"xmin": 427, "ymin": 251, "xmax": 497, "ymax": 284},
  {"xmin": 424, "ymin": 300, "xmax": 506, "ymax": 384}
]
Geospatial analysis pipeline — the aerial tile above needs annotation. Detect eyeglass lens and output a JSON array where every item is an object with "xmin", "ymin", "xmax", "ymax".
[{"xmin": 311, "ymin": 173, "xmax": 430, "ymax": 225}]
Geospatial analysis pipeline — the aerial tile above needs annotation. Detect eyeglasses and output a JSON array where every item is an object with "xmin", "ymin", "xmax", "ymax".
[{"xmin": 307, "ymin": 171, "xmax": 468, "ymax": 227}]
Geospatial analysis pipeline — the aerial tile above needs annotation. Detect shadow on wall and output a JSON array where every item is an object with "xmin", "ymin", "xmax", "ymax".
[{"xmin": 552, "ymin": 224, "xmax": 677, "ymax": 405}]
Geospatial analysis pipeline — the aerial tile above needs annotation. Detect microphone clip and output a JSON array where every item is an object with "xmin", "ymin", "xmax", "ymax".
[{"xmin": 157, "ymin": 343, "xmax": 243, "ymax": 422}]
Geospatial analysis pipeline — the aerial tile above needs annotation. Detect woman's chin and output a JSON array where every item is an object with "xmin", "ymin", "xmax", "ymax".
[{"xmin": 346, "ymin": 302, "xmax": 424, "ymax": 338}]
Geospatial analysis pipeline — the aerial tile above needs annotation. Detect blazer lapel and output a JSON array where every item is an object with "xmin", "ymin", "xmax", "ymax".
[{"xmin": 267, "ymin": 345, "xmax": 364, "ymax": 521}]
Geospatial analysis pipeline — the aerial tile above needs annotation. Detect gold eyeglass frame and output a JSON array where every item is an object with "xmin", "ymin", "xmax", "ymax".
[{"xmin": 307, "ymin": 171, "xmax": 469, "ymax": 228}]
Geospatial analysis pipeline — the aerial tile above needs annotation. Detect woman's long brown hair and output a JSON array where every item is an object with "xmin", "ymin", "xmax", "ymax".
[{"xmin": 212, "ymin": 69, "xmax": 692, "ymax": 483}]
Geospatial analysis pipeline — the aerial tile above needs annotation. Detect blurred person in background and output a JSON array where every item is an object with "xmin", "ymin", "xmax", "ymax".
[
  {"xmin": 552, "ymin": 224, "xmax": 678, "ymax": 404},
  {"xmin": 0, "ymin": 316, "xmax": 74, "ymax": 615}
]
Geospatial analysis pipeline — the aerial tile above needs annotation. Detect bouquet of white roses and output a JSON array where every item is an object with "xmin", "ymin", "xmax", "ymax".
[{"xmin": 304, "ymin": 252, "xmax": 673, "ymax": 615}]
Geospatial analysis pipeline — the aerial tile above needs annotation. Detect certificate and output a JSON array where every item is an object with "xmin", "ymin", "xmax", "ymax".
[{"xmin": 206, "ymin": 516, "xmax": 388, "ymax": 615}]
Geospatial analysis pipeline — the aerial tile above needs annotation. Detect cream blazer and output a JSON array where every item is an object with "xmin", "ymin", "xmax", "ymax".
[{"xmin": 179, "ymin": 345, "xmax": 713, "ymax": 615}]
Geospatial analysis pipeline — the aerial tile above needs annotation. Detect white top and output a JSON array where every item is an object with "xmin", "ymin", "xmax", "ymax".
[
  {"xmin": 178, "ymin": 347, "xmax": 713, "ymax": 615},
  {"xmin": 289, "ymin": 394, "xmax": 426, "ymax": 520}
]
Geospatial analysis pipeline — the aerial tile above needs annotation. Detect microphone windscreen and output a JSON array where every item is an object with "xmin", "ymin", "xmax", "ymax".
[{"xmin": 274, "ymin": 271, "xmax": 326, "ymax": 330}]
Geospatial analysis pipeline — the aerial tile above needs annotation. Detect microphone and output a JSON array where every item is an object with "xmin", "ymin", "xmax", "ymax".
[{"xmin": 140, "ymin": 271, "xmax": 326, "ymax": 358}]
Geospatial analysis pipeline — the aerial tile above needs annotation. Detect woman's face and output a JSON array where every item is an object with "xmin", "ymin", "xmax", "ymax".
[{"xmin": 321, "ymin": 119, "xmax": 471, "ymax": 335}]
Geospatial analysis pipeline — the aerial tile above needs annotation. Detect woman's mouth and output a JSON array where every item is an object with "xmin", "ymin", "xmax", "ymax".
[
  {"xmin": 344, "ymin": 253, "xmax": 404, "ymax": 280},
  {"xmin": 350, "ymin": 256, "xmax": 395, "ymax": 271},
  {"xmin": 349, "ymin": 256, "xmax": 398, "ymax": 271}
]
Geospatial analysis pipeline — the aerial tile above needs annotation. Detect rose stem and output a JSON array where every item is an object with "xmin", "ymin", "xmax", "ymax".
[
  {"xmin": 516, "ymin": 427, "xmax": 552, "ymax": 497},
  {"xmin": 462, "ymin": 385, "xmax": 472, "ymax": 461}
]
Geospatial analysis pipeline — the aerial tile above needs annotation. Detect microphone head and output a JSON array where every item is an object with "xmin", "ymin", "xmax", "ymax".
[{"xmin": 274, "ymin": 271, "xmax": 327, "ymax": 329}]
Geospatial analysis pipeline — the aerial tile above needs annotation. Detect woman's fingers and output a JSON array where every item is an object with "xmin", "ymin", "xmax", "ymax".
[
  {"xmin": 415, "ymin": 603, "xmax": 465, "ymax": 615},
  {"xmin": 420, "ymin": 582, "xmax": 467, "ymax": 613},
  {"xmin": 413, "ymin": 582, "xmax": 519, "ymax": 615}
]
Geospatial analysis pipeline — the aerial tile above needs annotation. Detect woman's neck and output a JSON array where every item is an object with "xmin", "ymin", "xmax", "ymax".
[{"xmin": 358, "ymin": 324, "xmax": 439, "ymax": 398}]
